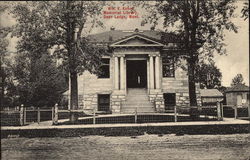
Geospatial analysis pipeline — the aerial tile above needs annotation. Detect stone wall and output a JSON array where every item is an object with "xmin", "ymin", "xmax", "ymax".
[
  {"xmin": 78, "ymin": 57, "xmax": 113, "ymax": 111},
  {"xmin": 160, "ymin": 58, "xmax": 201, "ymax": 113},
  {"xmin": 111, "ymin": 93, "xmax": 126, "ymax": 113},
  {"xmin": 148, "ymin": 90, "xmax": 165, "ymax": 112}
]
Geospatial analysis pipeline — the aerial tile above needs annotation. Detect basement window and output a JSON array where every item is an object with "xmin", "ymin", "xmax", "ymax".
[
  {"xmin": 164, "ymin": 93, "xmax": 176, "ymax": 110},
  {"xmin": 98, "ymin": 94, "xmax": 110, "ymax": 112},
  {"xmin": 162, "ymin": 56, "xmax": 175, "ymax": 77},
  {"xmin": 98, "ymin": 58, "xmax": 110, "ymax": 78}
]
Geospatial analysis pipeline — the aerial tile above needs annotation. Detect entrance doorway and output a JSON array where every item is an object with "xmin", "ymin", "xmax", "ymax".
[{"xmin": 126, "ymin": 60, "xmax": 147, "ymax": 88}]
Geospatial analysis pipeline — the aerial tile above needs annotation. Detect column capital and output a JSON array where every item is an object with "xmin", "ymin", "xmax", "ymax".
[
  {"xmin": 113, "ymin": 54, "xmax": 125, "ymax": 57},
  {"xmin": 148, "ymin": 54, "xmax": 155, "ymax": 57}
]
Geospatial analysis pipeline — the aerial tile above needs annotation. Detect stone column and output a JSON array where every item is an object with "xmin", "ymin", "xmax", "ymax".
[
  {"xmin": 120, "ymin": 56, "xmax": 125, "ymax": 90},
  {"xmin": 149, "ymin": 55, "xmax": 155, "ymax": 89},
  {"xmin": 114, "ymin": 56, "xmax": 119, "ymax": 90},
  {"xmin": 155, "ymin": 55, "xmax": 160, "ymax": 89}
]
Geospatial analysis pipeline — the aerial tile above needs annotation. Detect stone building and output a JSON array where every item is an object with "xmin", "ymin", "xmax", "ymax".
[{"xmin": 76, "ymin": 28, "xmax": 201, "ymax": 114}]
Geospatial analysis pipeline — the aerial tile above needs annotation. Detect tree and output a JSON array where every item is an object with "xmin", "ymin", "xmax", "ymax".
[
  {"xmin": 11, "ymin": 1, "xmax": 107, "ymax": 122},
  {"xmin": 0, "ymin": 3, "xmax": 14, "ymax": 107},
  {"xmin": 196, "ymin": 62, "xmax": 222, "ymax": 89},
  {"xmin": 12, "ymin": 52, "xmax": 67, "ymax": 107},
  {"xmin": 231, "ymin": 74, "xmax": 244, "ymax": 86},
  {"xmin": 241, "ymin": 1, "xmax": 249, "ymax": 20},
  {"xmin": 0, "ymin": 29, "xmax": 9, "ymax": 107},
  {"xmin": 132, "ymin": 1, "xmax": 237, "ymax": 110}
]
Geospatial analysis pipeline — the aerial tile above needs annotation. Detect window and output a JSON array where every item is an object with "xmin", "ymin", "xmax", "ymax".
[
  {"xmin": 98, "ymin": 94, "xmax": 110, "ymax": 111},
  {"xmin": 98, "ymin": 58, "xmax": 110, "ymax": 78},
  {"xmin": 162, "ymin": 56, "xmax": 175, "ymax": 77},
  {"xmin": 164, "ymin": 93, "xmax": 176, "ymax": 110}
]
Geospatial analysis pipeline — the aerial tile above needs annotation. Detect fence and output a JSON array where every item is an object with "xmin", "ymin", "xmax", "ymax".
[
  {"xmin": 1, "ymin": 103, "xmax": 249, "ymax": 126},
  {"xmin": 57, "ymin": 105, "xmax": 221, "ymax": 125},
  {"xmin": 1, "ymin": 104, "xmax": 57, "ymax": 126},
  {"xmin": 0, "ymin": 104, "xmax": 89, "ymax": 126},
  {"xmin": 200, "ymin": 102, "xmax": 250, "ymax": 120},
  {"xmin": 221, "ymin": 104, "xmax": 250, "ymax": 120}
]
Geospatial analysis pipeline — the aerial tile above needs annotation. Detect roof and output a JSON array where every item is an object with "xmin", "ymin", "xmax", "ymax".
[
  {"xmin": 87, "ymin": 30, "xmax": 181, "ymax": 44},
  {"xmin": 226, "ymin": 83, "xmax": 249, "ymax": 92},
  {"xmin": 200, "ymin": 89, "xmax": 223, "ymax": 98}
]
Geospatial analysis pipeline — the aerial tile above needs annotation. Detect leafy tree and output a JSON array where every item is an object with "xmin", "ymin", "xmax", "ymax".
[
  {"xmin": 131, "ymin": 1, "xmax": 238, "ymax": 109},
  {"xmin": 196, "ymin": 62, "xmax": 222, "ymax": 89},
  {"xmin": 0, "ymin": 3, "xmax": 14, "ymax": 107},
  {"xmin": 0, "ymin": 31, "xmax": 8, "ymax": 107},
  {"xmin": 10, "ymin": 1, "xmax": 107, "ymax": 121},
  {"xmin": 241, "ymin": 1, "xmax": 249, "ymax": 20},
  {"xmin": 231, "ymin": 74, "xmax": 244, "ymax": 86},
  {"xmin": 12, "ymin": 52, "xmax": 67, "ymax": 107}
]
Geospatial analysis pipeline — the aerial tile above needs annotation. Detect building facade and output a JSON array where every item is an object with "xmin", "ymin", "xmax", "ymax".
[
  {"xmin": 225, "ymin": 84, "xmax": 249, "ymax": 107},
  {"xmin": 77, "ymin": 29, "xmax": 201, "ymax": 114}
]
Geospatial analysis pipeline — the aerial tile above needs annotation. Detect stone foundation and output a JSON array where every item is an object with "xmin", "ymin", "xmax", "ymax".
[
  {"xmin": 111, "ymin": 94, "xmax": 126, "ymax": 113},
  {"xmin": 149, "ymin": 90, "xmax": 165, "ymax": 112}
]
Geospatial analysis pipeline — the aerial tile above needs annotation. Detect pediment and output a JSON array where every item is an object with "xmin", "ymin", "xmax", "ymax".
[{"xmin": 110, "ymin": 34, "xmax": 164, "ymax": 47}]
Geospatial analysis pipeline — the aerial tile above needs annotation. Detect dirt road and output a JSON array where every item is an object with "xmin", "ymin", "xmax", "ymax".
[{"xmin": 1, "ymin": 134, "xmax": 250, "ymax": 160}]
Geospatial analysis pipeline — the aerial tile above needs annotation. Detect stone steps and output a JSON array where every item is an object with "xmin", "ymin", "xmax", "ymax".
[{"xmin": 121, "ymin": 88, "xmax": 155, "ymax": 113}]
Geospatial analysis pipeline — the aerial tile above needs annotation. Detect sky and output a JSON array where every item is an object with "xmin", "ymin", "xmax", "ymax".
[{"xmin": 1, "ymin": 1, "xmax": 249, "ymax": 87}]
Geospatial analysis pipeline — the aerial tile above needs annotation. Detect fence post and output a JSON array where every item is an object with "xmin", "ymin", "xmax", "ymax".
[
  {"xmin": 37, "ymin": 107, "xmax": 40, "ymax": 124},
  {"xmin": 20, "ymin": 105, "xmax": 24, "ymax": 126},
  {"xmin": 221, "ymin": 103, "xmax": 224, "ymax": 120},
  {"xmin": 93, "ymin": 109, "xmax": 96, "ymax": 124},
  {"xmin": 217, "ymin": 101, "xmax": 222, "ymax": 120},
  {"xmin": 174, "ymin": 105, "xmax": 177, "ymax": 122},
  {"xmin": 22, "ymin": 104, "xmax": 26, "ymax": 125},
  {"xmin": 54, "ymin": 103, "xmax": 58, "ymax": 125},
  {"xmin": 248, "ymin": 104, "xmax": 250, "ymax": 120},
  {"xmin": 135, "ymin": 108, "xmax": 137, "ymax": 123},
  {"xmin": 52, "ymin": 106, "xmax": 55, "ymax": 124},
  {"xmin": 234, "ymin": 105, "xmax": 238, "ymax": 119}
]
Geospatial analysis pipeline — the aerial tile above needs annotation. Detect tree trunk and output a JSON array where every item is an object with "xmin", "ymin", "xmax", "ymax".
[
  {"xmin": 69, "ymin": 70, "xmax": 78, "ymax": 122},
  {"xmin": 0, "ymin": 56, "xmax": 4, "ymax": 108},
  {"xmin": 188, "ymin": 57, "xmax": 199, "ymax": 118},
  {"xmin": 68, "ymin": 34, "xmax": 79, "ymax": 123},
  {"xmin": 65, "ymin": 1, "xmax": 79, "ymax": 123},
  {"xmin": 188, "ymin": 61, "xmax": 197, "ymax": 106}
]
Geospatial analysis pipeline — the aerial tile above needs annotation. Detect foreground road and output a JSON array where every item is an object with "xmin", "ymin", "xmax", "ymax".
[{"xmin": 1, "ymin": 134, "xmax": 250, "ymax": 160}]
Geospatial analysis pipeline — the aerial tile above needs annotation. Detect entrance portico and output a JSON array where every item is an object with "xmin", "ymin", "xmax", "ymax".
[
  {"xmin": 113, "ymin": 53, "xmax": 161, "ymax": 94},
  {"xmin": 111, "ymin": 51, "xmax": 165, "ymax": 112}
]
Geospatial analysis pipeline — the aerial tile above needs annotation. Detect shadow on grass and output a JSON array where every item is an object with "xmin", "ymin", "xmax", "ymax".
[{"xmin": 59, "ymin": 115, "xmax": 218, "ymax": 125}]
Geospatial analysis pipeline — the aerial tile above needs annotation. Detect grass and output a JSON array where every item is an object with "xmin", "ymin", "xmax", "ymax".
[{"xmin": 59, "ymin": 114, "xmax": 218, "ymax": 125}]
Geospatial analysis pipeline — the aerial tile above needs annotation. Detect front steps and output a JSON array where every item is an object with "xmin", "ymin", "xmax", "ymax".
[{"xmin": 121, "ymin": 88, "xmax": 155, "ymax": 113}]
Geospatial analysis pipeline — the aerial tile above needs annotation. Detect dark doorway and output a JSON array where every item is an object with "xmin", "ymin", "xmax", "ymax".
[{"xmin": 127, "ymin": 60, "xmax": 147, "ymax": 88}]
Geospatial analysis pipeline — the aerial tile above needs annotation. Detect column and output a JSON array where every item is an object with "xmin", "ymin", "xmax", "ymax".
[
  {"xmin": 155, "ymin": 55, "xmax": 160, "ymax": 89},
  {"xmin": 149, "ymin": 55, "xmax": 155, "ymax": 89},
  {"xmin": 120, "ymin": 56, "xmax": 125, "ymax": 90},
  {"xmin": 114, "ymin": 56, "xmax": 119, "ymax": 90}
]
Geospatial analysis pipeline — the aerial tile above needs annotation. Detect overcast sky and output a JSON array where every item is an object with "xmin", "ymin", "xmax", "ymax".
[{"xmin": 1, "ymin": 1, "xmax": 249, "ymax": 87}]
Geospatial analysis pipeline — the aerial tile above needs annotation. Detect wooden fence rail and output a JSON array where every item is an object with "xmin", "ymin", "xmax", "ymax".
[{"xmin": 1, "ymin": 103, "xmax": 249, "ymax": 126}]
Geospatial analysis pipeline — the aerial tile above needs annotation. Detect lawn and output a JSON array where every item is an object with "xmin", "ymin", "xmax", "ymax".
[{"xmin": 1, "ymin": 134, "xmax": 250, "ymax": 160}]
